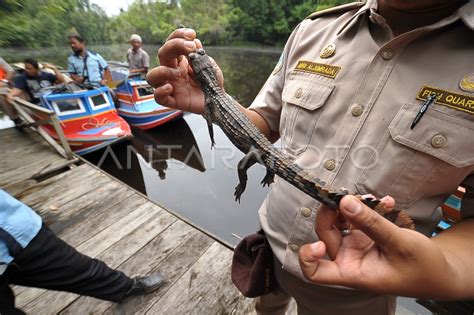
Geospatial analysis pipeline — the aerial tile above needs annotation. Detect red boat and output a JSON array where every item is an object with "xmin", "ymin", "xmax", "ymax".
[{"xmin": 38, "ymin": 84, "xmax": 132, "ymax": 155}]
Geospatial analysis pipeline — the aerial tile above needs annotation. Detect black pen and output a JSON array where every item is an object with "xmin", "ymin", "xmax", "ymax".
[{"xmin": 410, "ymin": 94, "xmax": 437, "ymax": 129}]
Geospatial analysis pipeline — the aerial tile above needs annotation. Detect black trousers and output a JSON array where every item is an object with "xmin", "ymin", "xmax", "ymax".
[{"xmin": 0, "ymin": 224, "xmax": 133, "ymax": 314}]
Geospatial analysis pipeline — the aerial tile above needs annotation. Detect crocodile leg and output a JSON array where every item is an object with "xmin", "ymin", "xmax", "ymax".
[
  {"xmin": 261, "ymin": 170, "xmax": 275, "ymax": 187},
  {"xmin": 234, "ymin": 147, "xmax": 261, "ymax": 202},
  {"xmin": 203, "ymin": 98, "xmax": 216, "ymax": 148}
]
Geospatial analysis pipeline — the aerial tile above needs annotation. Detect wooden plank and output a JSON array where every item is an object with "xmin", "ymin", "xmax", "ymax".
[
  {"xmin": 21, "ymin": 207, "xmax": 177, "ymax": 315},
  {"xmin": 63, "ymin": 221, "xmax": 214, "ymax": 314},
  {"xmin": 0, "ymin": 155, "xmax": 68, "ymax": 188},
  {"xmin": 57, "ymin": 193, "xmax": 148, "ymax": 247},
  {"xmin": 0, "ymin": 148, "xmax": 64, "ymax": 178},
  {"xmin": 16, "ymin": 202, "xmax": 161, "ymax": 308},
  {"xmin": 14, "ymin": 165, "xmax": 105, "ymax": 213},
  {"xmin": 44, "ymin": 180, "xmax": 134, "ymax": 235},
  {"xmin": 2, "ymin": 179, "xmax": 38, "ymax": 197},
  {"xmin": 146, "ymin": 242, "xmax": 238, "ymax": 314}
]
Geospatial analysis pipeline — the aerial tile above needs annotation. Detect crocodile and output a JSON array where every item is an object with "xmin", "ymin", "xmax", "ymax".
[{"xmin": 188, "ymin": 49, "xmax": 415, "ymax": 230}]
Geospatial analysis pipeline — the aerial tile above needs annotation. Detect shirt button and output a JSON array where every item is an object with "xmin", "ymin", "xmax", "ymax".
[
  {"xmin": 324, "ymin": 159, "xmax": 336, "ymax": 171},
  {"xmin": 294, "ymin": 88, "xmax": 303, "ymax": 99},
  {"xmin": 301, "ymin": 207, "xmax": 312, "ymax": 217},
  {"xmin": 381, "ymin": 49, "xmax": 393, "ymax": 60},
  {"xmin": 351, "ymin": 104, "xmax": 364, "ymax": 116},
  {"xmin": 290, "ymin": 244, "xmax": 299, "ymax": 252},
  {"xmin": 431, "ymin": 134, "xmax": 447, "ymax": 148}
]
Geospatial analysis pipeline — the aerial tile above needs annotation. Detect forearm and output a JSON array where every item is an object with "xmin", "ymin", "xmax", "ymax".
[
  {"xmin": 431, "ymin": 219, "xmax": 474, "ymax": 300},
  {"xmin": 54, "ymin": 69, "xmax": 66, "ymax": 84}
]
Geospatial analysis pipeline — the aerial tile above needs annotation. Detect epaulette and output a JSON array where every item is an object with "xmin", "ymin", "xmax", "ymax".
[{"xmin": 306, "ymin": 2, "xmax": 365, "ymax": 20}]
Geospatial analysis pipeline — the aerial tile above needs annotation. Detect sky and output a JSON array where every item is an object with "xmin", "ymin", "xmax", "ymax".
[{"xmin": 90, "ymin": 0, "xmax": 132, "ymax": 16}]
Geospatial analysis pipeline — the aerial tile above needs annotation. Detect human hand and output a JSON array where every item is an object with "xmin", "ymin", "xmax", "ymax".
[
  {"xmin": 298, "ymin": 195, "xmax": 461, "ymax": 300},
  {"xmin": 99, "ymin": 79, "xmax": 107, "ymax": 86},
  {"xmin": 146, "ymin": 28, "xmax": 224, "ymax": 114}
]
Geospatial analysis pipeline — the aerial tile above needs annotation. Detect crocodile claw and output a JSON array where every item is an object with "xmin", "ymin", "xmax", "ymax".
[
  {"xmin": 234, "ymin": 183, "xmax": 246, "ymax": 203},
  {"xmin": 260, "ymin": 175, "xmax": 274, "ymax": 187}
]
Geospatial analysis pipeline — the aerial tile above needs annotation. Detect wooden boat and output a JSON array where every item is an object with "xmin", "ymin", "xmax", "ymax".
[
  {"xmin": 109, "ymin": 63, "xmax": 183, "ymax": 130},
  {"xmin": 38, "ymin": 84, "xmax": 132, "ymax": 155}
]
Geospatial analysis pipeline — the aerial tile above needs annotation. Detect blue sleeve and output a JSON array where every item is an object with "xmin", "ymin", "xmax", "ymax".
[
  {"xmin": 67, "ymin": 56, "xmax": 76, "ymax": 74},
  {"xmin": 97, "ymin": 54, "xmax": 108, "ymax": 69}
]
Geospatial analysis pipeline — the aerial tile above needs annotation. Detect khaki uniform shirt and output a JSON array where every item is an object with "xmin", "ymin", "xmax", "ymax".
[
  {"xmin": 249, "ymin": 0, "xmax": 474, "ymax": 281},
  {"xmin": 127, "ymin": 47, "xmax": 150, "ymax": 71}
]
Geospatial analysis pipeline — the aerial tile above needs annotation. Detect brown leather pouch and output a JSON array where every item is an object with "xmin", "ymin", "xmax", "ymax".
[{"xmin": 231, "ymin": 230, "xmax": 277, "ymax": 298}]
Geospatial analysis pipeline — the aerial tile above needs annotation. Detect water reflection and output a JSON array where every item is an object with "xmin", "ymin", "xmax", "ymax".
[{"xmin": 131, "ymin": 116, "xmax": 206, "ymax": 180}]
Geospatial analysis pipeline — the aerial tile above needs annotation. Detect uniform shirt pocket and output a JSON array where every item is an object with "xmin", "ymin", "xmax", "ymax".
[
  {"xmin": 356, "ymin": 103, "xmax": 474, "ymax": 209},
  {"xmin": 281, "ymin": 71, "xmax": 335, "ymax": 155}
]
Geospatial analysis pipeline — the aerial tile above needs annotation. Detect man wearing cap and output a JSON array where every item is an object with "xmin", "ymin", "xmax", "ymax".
[
  {"xmin": 147, "ymin": 0, "xmax": 474, "ymax": 314},
  {"xmin": 127, "ymin": 34, "xmax": 150, "ymax": 75}
]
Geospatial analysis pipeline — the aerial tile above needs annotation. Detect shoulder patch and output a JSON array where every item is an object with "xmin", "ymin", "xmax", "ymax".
[{"xmin": 306, "ymin": 2, "xmax": 365, "ymax": 20}]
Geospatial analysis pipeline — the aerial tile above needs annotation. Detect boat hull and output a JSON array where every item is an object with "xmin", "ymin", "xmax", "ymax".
[
  {"xmin": 118, "ymin": 108, "xmax": 183, "ymax": 130},
  {"xmin": 38, "ymin": 85, "xmax": 133, "ymax": 156}
]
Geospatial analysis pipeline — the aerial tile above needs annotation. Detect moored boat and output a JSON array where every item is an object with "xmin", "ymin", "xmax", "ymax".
[
  {"xmin": 109, "ymin": 63, "xmax": 183, "ymax": 130},
  {"xmin": 114, "ymin": 75, "xmax": 183, "ymax": 129},
  {"xmin": 38, "ymin": 84, "xmax": 132, "ymax": 155}
]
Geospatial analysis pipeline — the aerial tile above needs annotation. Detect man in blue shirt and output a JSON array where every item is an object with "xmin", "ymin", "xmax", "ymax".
[
  {"xmin": 0, "ymin": 190, "xmax": 165, "ymax": 314},
  {"xmin": 67, "ymin": 34, "xmax": 110, "ymax": 86},
  {"xmin": 8, "ymin": 58, "xmax": 66, "ymax": 105}
]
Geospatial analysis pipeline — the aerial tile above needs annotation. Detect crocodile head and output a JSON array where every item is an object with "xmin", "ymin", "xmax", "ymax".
[{"xmin": 189, "ymin": 49, "xmax": 214, "ymax": 75}]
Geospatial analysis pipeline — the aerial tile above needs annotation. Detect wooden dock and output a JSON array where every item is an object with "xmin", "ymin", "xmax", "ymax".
[{"xmin": 1, "ymin": 127, "xmax": 255, "ymax": 314}]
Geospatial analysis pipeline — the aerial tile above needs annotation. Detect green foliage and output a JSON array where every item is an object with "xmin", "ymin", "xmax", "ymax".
[
  {"xmin": 0, "ymin": 0, "xmax": 355, "ymax": 48},
  {"xmin": 0, "ymin": 0, "xmax": 109, "ymax": 47}
]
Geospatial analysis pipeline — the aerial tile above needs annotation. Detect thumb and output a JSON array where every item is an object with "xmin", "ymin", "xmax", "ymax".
[{"xmin": 339, "ymin": 195, "xmax": 404, "ymax": 252}]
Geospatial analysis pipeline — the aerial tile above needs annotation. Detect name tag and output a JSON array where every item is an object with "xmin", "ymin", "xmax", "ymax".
[
  {"xmin": 295, "ymin": 61, "xmax": 341, "ymax": 79},
  {"xmin": 417, "ymin": 85, "xmax": 474, "ymax": 115}
]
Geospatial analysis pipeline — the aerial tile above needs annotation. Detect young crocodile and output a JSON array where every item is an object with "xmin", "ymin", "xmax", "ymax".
[{"xmin": 188, "ymin": 49, "xmax": 414, "ymax": 229}]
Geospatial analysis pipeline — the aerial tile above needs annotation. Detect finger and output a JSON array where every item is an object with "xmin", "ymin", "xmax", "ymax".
[
  {"xmin": 194, "ymin": 38, "xmax": 203, "ymax": 49},
  {"xmin": 339, "ymin": 195, "xmax": 405, "ymax": 252},
  {"xmin": 166, "ymin": 28, "xmax": 197, "ymax": 41},
  {"xmin": 146, "ymin": 66, "xmax": 181, "ymax": 88},
  {"xmin": 158, "ymin": 38, "xmax": 197, "ymax": 67},
  {"xmin": 153, "ymin": 85, "xmax": 177, "ymax": 108},
  {"xmin": 315, "ymin": 204, "xmax": 342, "ymax": 259},
  {"xmin": 299, "ymin": 242, "xmax": 344, "ymax": 285}
]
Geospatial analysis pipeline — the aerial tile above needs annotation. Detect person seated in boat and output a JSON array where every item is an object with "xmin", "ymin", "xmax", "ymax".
[
  {"xmin": 68, "ymin": 34, "xmax": 111, "ymax": 87},
  {"xmin": 7, "ymin": 58, "xmax": 66, "ymax": 105},
  {"xmin": 0, "ymin": 189, "xmax": 166, "ymax": 315},
  {"xmin": 127, "ymin": 34, "xmax": 150, "ymax": 76}
]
